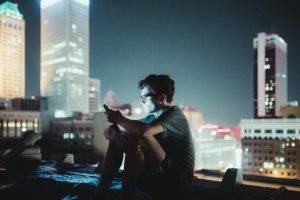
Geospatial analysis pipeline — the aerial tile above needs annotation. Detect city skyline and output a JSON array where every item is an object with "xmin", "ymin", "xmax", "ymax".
[{"xmin": 1, "ymin": 0, "xmax": 300, "ymax": 126}]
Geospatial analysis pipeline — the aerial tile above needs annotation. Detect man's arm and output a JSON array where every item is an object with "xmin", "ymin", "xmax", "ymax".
[
  {"xmin": 103, "ymin": 104, "xmax": 163, "ymax": 137},
  {"xmin": 119, "ymin": 117, "xmax": 163, "ymax": 137}
]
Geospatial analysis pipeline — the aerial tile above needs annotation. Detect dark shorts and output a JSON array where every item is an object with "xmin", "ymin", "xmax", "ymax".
[{"xmin": 137, "ymin": 157, "xmax": 187, "ymax": 200}]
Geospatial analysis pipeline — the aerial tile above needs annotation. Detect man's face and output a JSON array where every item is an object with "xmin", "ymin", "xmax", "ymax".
[{"xmin": 139, "ymin": 86, "xmax": 159, "ymax": 114}]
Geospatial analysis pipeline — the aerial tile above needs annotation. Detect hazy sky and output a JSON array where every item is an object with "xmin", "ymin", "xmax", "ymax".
[{"xmin": 2, "ymin": 0, "xmax": 300, "ymax": 126}]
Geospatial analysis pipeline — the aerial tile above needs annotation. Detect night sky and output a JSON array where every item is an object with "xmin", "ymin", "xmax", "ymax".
[{"xmin": 1, "ymin": 0, "xmax": 300, "ymax": 126}]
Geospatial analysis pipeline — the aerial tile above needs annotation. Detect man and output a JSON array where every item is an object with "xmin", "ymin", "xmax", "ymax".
[{"xmin": 96, "ymin": 74, "xmax": 195, "ymax": 200}]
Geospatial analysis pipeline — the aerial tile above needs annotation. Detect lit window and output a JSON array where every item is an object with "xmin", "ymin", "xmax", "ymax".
[
  {"xmin": 265, "ymin": 87, "xmax": 269, "ymax": 91},
  {"xmin": 63, "ymin": 133, "xmax": 69, "ymax": 139},
  {"xmin": 279, "ymin": 157, "xmax": 284, "ymax": 163}
]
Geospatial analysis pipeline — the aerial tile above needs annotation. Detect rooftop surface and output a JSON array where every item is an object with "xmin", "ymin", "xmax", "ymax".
[{"xmin": 1, "ymin": 161, "xmax": 300, "ymax": 200}]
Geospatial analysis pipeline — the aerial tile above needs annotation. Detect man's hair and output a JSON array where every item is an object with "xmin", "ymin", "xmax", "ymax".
[{"xmin": 138, "ymin": 74, "xmax": 175, "ymax": 103}]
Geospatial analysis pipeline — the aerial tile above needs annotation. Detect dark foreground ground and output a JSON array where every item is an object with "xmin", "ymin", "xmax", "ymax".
[{"xmin": 0, "ymin": 161, "xmax": 300, "ymax": 200}]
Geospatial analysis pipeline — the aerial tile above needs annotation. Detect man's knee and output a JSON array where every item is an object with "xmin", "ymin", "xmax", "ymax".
[{"xmin": 113, "ymin": 134, "xmax": 142, "ymax": 154}]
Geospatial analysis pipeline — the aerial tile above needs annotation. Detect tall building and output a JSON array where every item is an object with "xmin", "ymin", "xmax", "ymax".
[
  {"xmin": 0, "ymin": 1, "xmax": 25, "ymax": 98},
  {"xmin": 253, "ymin": 32, "xmax": 287, "ymax": 118},
  {"xmin": 40, "ymin": 0, "xmax": 90, "ymax": 118},
  {"xmin": 89, "ymin": 78, "xmax": 100, "ymax": 114}
]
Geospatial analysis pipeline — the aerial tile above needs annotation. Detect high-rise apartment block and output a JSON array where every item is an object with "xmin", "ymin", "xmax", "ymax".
[
  {"xmin": 253, "ymin": 32, "xmax": 287, "ymax": 118},
  {"xmin": 40, "ymin": 0, "xmax": 90, "ymax": 118},
  {"xmin": 240, "ymin": 119, "xmax": 300, "ymax": 179},
  {"xmin": 0, "ymin": 1, "xmax": 25, "ymax": 98}
]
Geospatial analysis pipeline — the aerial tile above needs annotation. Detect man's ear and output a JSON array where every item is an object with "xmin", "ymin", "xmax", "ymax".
[{"xmin": 160, "ymin": 94, "xmax": 167, "ymax": 102}]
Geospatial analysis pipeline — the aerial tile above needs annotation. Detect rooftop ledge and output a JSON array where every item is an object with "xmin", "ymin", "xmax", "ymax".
[{"xmin": 1, "ymin": 161, "xmax": 300, "ymax": 200}]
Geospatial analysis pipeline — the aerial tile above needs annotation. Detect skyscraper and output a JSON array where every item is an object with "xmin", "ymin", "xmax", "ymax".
[
  {"xmin": 40, "ymin": 0, "xmax": 90, "ymax": 118},
  {"xmin": 89, "ymin": 78, "xmax": 100, "ymax": 114},
  {"xmin": 253, "ymin": 32, "xmax": 287, "ymax": 118},
  {"xmin": 0, "ymin": 1, "xmax": 25, "ymax": 98}
]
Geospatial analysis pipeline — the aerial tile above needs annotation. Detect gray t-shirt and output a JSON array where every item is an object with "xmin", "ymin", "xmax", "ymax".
[{"xmin": 141, "ymin": 106, "xmax": 195, "ymax": 185}]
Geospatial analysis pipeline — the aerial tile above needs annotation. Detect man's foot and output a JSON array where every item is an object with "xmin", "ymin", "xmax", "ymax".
[
  {"xmin": 94, "ymin": 187, "xmax": 108, "ymax": 200},
  {"xmin": 269, "ymin": 186, "xmax": 287, "ymax": 200}
]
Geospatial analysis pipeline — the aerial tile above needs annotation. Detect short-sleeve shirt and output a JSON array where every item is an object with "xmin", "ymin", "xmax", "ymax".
[{"xmin": 140, "ymin": 106, "xmax": 195, "ymax": 186}]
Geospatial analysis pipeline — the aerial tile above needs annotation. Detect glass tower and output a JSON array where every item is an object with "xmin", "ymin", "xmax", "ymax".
[
  {"xmin": 253, "ymin": 32, "xmax": 287, "ymax": 118},
  {"xmin": 0, "ymin": 1, "xmax": 25, "ymax": 98},
  {"xmin": 40, "ymin": 0, "xmax": 89, "ymax": 118}
]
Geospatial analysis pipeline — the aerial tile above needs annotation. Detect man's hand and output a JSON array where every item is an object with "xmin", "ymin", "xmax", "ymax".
[
  {"xmin": 103, "ymin": 104, "xmax": 123, "ymax": 124},
  {"xmin": 104, "ymin": 124, "xmax": 120, "ymax": 140}
]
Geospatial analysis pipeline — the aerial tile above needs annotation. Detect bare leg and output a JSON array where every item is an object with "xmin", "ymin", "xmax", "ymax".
[
  {"xmin": 121, "ymin": 143, "xmax": 144, "ymax": 200},
  {"xmin": 95, "ymin": 140, "xmax": 123, "ymax": 198},
  {"xmin": 120, "ymin": 135, "xmax": 166, "ymax": 200},
  {"xmin": 140, "ymin": 136, "xmax": 166, "ymax": 171},
  {"xmin": 96, "ymin": 134, "xmax": 166, "ymax": 200}
]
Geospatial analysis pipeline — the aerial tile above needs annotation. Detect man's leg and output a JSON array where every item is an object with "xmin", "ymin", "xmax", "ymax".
[
  {"xmin": 97, "ymin": 134, "xmax": 166, "ymax": 200},
  {"xmin": 120, "ymin": 136, "xmax": 145, "ymax": 200},
  {"xmin": 95, "ymin": 140, "xmax": 123, "ymax": 198},
  {"xmin": 140, "ymin": 136, "xmax": 166, "ymax": 171}
]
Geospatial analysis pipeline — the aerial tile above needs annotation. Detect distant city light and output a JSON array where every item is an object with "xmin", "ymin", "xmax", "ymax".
[
  {"xmin": 264, "ymin": 64, "xmax": 271, "ymax": 70},
  {"xmin": 291, "ymin": 142, "xmax": 295, "ymax": 147},
  {"xmin": 199, "ymin": 124, "xmax": 219, "ymax": 129},
  {"xmin": 63, "ymin": 133, "xmax": 69, "ymax": 139},
  {"xmin": 235, "ymin": 148, "xmax": 242, "ymax": 168},
  {"xmin": 279, "ymin": 157, "xmax": 285, "ymax": 163},
  {"xmin": 134, "ymin": 107, "xmax": 142, "ymax": 115},
  {"xmin": 216, "ymin": 128, "xmax": 231, "ymax": 133},
  {"xmin": 73, "ymin": 0, "xmax": 90, "ymax": 6},
  {"xmin": 41, "ymin": 0, "xmax": 61, "ymax": 9},
  {"xmin": 70, "ymin": 133, "xmax": 75, "ymax": 139}
]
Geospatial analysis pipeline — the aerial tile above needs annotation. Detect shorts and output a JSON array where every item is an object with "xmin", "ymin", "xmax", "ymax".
[{"xmin": 137, "ymin": 157, "xmax": 186, "ymax": 200}]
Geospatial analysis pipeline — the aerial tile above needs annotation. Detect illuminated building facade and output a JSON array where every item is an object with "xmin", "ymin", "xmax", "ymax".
[
  {"xmin": 280, "ymin": 105, "xmax": 300, "ymax": 118},
  {"xmin": 180, "ymin": 106, "xmax": 204, "ymax": 135},
  {"xmin": 40, "ymin": 0, "xmax": 90, "ymax": 118},
  {"xmin": 0, "ymin": 97, "xmax": 44, "ymax": 138},
  {"xmin": 0, "ymin": 1, "xmax": 25, "ymax": 98},
  {"xmin": 253, "ymin": 33, "xmax": 287, "ymax": 118},
  {"xmin": 193, "ymin": 124, "xmax": 237, "ymax": 171},
  {"xmin": 0, "ymin": 111, "xmax": 40, "ymax": 138},
  {"xmin": 50, "ymin": 118, "xmax": 94, "ymax": 151},
  {"xmin": 240, "ymin": 119, "xmax": 300, "ymax": 179},
  {"xmin": 89, "ymin": 78, "xmax": 100, "ymax": 114},
  {"xmin": 49, "ymin": 112, "xmax": 96, "ymax": 163}
]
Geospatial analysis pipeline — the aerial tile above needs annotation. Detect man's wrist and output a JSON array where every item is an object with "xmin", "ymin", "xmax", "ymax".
[{"xmin": 117, "ymin": 115, "xmax": 125, "ymax": 125}]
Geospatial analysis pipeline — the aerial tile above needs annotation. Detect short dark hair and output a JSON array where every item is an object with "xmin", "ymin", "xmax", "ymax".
[{"xmin": 138, "ymin": 74, "xmax": 175, "ymax": 103}]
